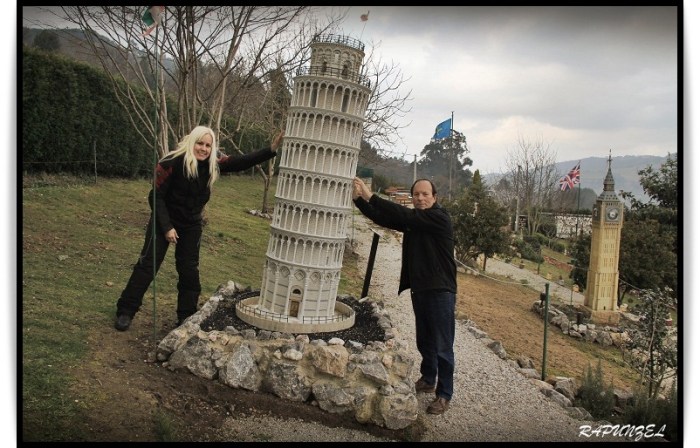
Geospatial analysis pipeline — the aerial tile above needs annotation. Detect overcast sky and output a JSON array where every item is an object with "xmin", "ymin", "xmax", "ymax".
[
  {"xmin": 334, "ymin": 6, "xmax": 678, "ymax": 174},
  {"xmin": 21, "ymin": 6, "xmax": 679, "ymax": 174}
]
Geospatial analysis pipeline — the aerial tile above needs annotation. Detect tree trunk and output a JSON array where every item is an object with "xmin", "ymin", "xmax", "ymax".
[{"xmin": 261, "ymin": 161, "xmax": 272, "ymax": 214}]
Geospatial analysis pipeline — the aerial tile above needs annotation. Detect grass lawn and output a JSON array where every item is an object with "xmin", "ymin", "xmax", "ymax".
[{"xmin": 21, "ymin": 173, "xmax": 364, "ymax": 440}]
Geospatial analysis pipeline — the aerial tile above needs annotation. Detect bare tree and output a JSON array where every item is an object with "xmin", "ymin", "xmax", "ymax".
[
  {"xmin": 503, "ymin": 134, "xmax": 559, "ymax": 235},
  {"xmin": 36, "ymin": 6, "xmax": 415, "ymax": 212},
  {"xmin": 52, "ymin": 7, "xmax": 412, "ymax": 156},
  {"xmin": 259, "ymin": 66, "xmax": 291, "ymax": 213},
  {"xmin": 358, "ymin": 40, "xmax": 413, "ymax": 154},
  {"xmin": 57, "ymin": 6, "xmax": 343, "ymax": 157}
]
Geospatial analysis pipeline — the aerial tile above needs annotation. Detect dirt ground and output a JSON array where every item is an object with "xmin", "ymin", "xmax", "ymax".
[
  {"xmin": 454, "ymin": 273, "xmax": 635, "ymax": 389},
  {"xmin": 62, "ymin": 272, "xmax": 633, "ymax": 442},
  {"xmin": 66, "ymin": 312, "xmax": 406, "ymax": 442}
]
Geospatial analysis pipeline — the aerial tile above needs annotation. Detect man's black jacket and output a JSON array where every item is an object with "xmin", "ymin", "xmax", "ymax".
[{"xmin": 353, "ymin": 194, "xmax": 457, "ymax": 295}]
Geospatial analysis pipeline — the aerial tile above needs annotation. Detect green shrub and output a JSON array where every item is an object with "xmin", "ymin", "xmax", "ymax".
[
  {"xmin": 621, "ymin": 386, "xmax": 660, "ymax": 425},
  {"xmin": 538, "ymin": 222, "xmax": 557, "ymax": 239},
  {"xmin": 550, "ymin": 240, "xmax": 566, "ymax": 253},
  {"xmin": 22, "ymin": 46, "xmax": 172, "ymax": 178},
  {"xmin": 153, "ymin": 409, "xmax": 178, "ymax": 442},
  {"xmin": 620, "ymin": 380, "xmax": 677, "ymax": 442},
  {"xmin": 513, "ymin": 238, "xmax": 544, "ymax": 264},
  {"xmin": 659, "ymin": 379, "xmax": 678, "ymax": 441},
  {"xmin": 576, "ymin": 360, "xmax": 615, "ymax": 419}
]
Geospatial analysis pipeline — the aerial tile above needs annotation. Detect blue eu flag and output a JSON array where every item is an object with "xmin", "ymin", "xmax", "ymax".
[{"xmin": 432, "ymin": 118, "xmax": 452, "ymax": 140}]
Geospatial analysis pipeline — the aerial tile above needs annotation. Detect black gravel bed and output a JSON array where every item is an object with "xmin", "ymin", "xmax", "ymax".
[{"xmin": 199, "ymin": 290, "xmax": 387, "ymax": 345}]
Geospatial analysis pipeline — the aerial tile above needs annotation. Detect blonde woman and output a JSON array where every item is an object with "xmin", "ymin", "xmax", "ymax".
[{"xmin": 115, "ymin": 126, "xmax": 284, "ymax": 331}]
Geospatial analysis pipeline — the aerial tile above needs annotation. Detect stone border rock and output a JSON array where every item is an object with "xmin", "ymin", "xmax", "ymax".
[{"xmin": 156, "ymin": 281, "xmax": 419, "ymax": 430}]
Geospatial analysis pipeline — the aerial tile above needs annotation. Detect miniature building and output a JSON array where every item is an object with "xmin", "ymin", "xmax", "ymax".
[
  {"xmin": 236, "ymin": 34, "xmax": 372, "ymax": 333},
  {"xmin": 584, "ymin": 155, "xmax": 624, "ymax": 324}
]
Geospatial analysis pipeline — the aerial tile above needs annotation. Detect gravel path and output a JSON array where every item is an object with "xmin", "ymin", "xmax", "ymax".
[
  {"xmin": 348, "ymin": 215, "xmax": 612, "ymax": 442},
  {"xmin": 211, "ymin": 214, "xmax": 616, "ymax": 442}
]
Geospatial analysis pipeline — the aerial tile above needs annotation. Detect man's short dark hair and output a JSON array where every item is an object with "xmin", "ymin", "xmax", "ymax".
[{"xmin": 411, "ymin": 178, "xmax": 437, "ymax": 196}]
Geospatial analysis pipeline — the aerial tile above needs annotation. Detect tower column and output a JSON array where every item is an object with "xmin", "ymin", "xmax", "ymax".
[{"xmin": 584, "ymin": 155, "xmax": 623, "ymax": 325}]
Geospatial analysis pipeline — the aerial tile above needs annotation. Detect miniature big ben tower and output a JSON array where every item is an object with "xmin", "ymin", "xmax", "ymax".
[{"xmin": 584, "ymin": 154, "xmax": 623, "ymax": 324}]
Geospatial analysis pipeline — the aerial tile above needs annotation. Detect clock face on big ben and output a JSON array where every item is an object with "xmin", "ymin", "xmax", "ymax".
[{"xmin": 605, "ymin": 206, "xmax": 620, "ymax": 221}]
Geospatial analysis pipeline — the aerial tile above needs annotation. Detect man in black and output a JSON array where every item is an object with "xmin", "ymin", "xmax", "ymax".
[{"xmin": 352, "ymin": 177, "xmax": 456, "ymax": 415}]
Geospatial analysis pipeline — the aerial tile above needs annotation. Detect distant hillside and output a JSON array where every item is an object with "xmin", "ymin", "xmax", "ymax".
[
  {"xmin": 484, "ymin": 154, "xmax": 675, "ymax": 202},
  {"xmin": 23, "ymin": 26, "xmax": 192, "ymax": 92},
  {"xmin": 22, "ymin": 27, "xmax": 105, "ymax": 67}
]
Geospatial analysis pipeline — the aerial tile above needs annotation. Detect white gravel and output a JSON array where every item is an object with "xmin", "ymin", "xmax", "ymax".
[{"xmin": 210, "ymin": 214, "xmax": 618, "ymax": 442}]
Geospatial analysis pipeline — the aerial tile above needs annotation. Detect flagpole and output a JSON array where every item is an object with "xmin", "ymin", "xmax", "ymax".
[
  {"xmin": 448, "ymin": 111, "xmax": 454, "ymax": 201},
  {"xmin": 515, "ymin": 164, "xmax": 521, "ymax": 234},
  {"xmin": 574, "ymin": 160, "xmax": 581, "ymax": 237},
  {"xmin": 575, "ymin": 181, "xmax": 581, "ymax": 237},
  {"xmin": 150, "ymin": 16, "xmax": 161, "ymax": 345},
  {"xmin": 359, "ymin": 10, "xmax": 369, "ymax": 41}
]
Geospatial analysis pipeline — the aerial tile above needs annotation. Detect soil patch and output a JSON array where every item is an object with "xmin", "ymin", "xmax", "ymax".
[{"xmin": 65, "ymin": 306, "xmax": 406, "ymax": 442}]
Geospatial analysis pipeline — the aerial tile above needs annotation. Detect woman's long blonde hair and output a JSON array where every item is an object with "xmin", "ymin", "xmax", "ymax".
[{"xmin": 161, "ymin": 126, "xmax": 219, "ymax": 189}]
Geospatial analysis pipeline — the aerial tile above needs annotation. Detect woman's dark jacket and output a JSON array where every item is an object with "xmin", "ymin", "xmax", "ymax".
[
  {"xmin": 149, "ymin": 147, "xmax": 276, "ymax": 233},
  {"xmin": 353, "ymin": 194, "xmax": 457, "ymax": 295}
]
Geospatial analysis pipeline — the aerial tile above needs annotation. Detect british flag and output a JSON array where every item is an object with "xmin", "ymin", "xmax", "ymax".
[{"xmin": 558, "ymin": 162, "xmax": 581, "ymax": 191}]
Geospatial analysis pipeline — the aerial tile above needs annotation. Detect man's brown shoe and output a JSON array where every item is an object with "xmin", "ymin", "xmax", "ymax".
[
  {"xmin": 415, "ymin": 379, "xmax": 436, "ymax": 393},
  {"xmin": 427, "ymin": 397, "xmax": 450, "ymax": 415}
]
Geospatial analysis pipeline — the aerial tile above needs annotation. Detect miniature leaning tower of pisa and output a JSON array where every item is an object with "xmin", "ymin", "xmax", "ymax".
[{"xmin": 236, "ymin": 34, "xmax": 372, "ymax": 333}]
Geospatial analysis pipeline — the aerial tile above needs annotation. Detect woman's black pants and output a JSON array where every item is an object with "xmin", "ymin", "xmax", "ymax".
[{"xmin": 116, "ymin": 219, "xmax": 202, "ymax": 322}]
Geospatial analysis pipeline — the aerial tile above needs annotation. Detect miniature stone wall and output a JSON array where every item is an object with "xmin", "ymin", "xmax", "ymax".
[{"xmin": 156, "ymin": 282, "xmax": 418, "ymax": 430}]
